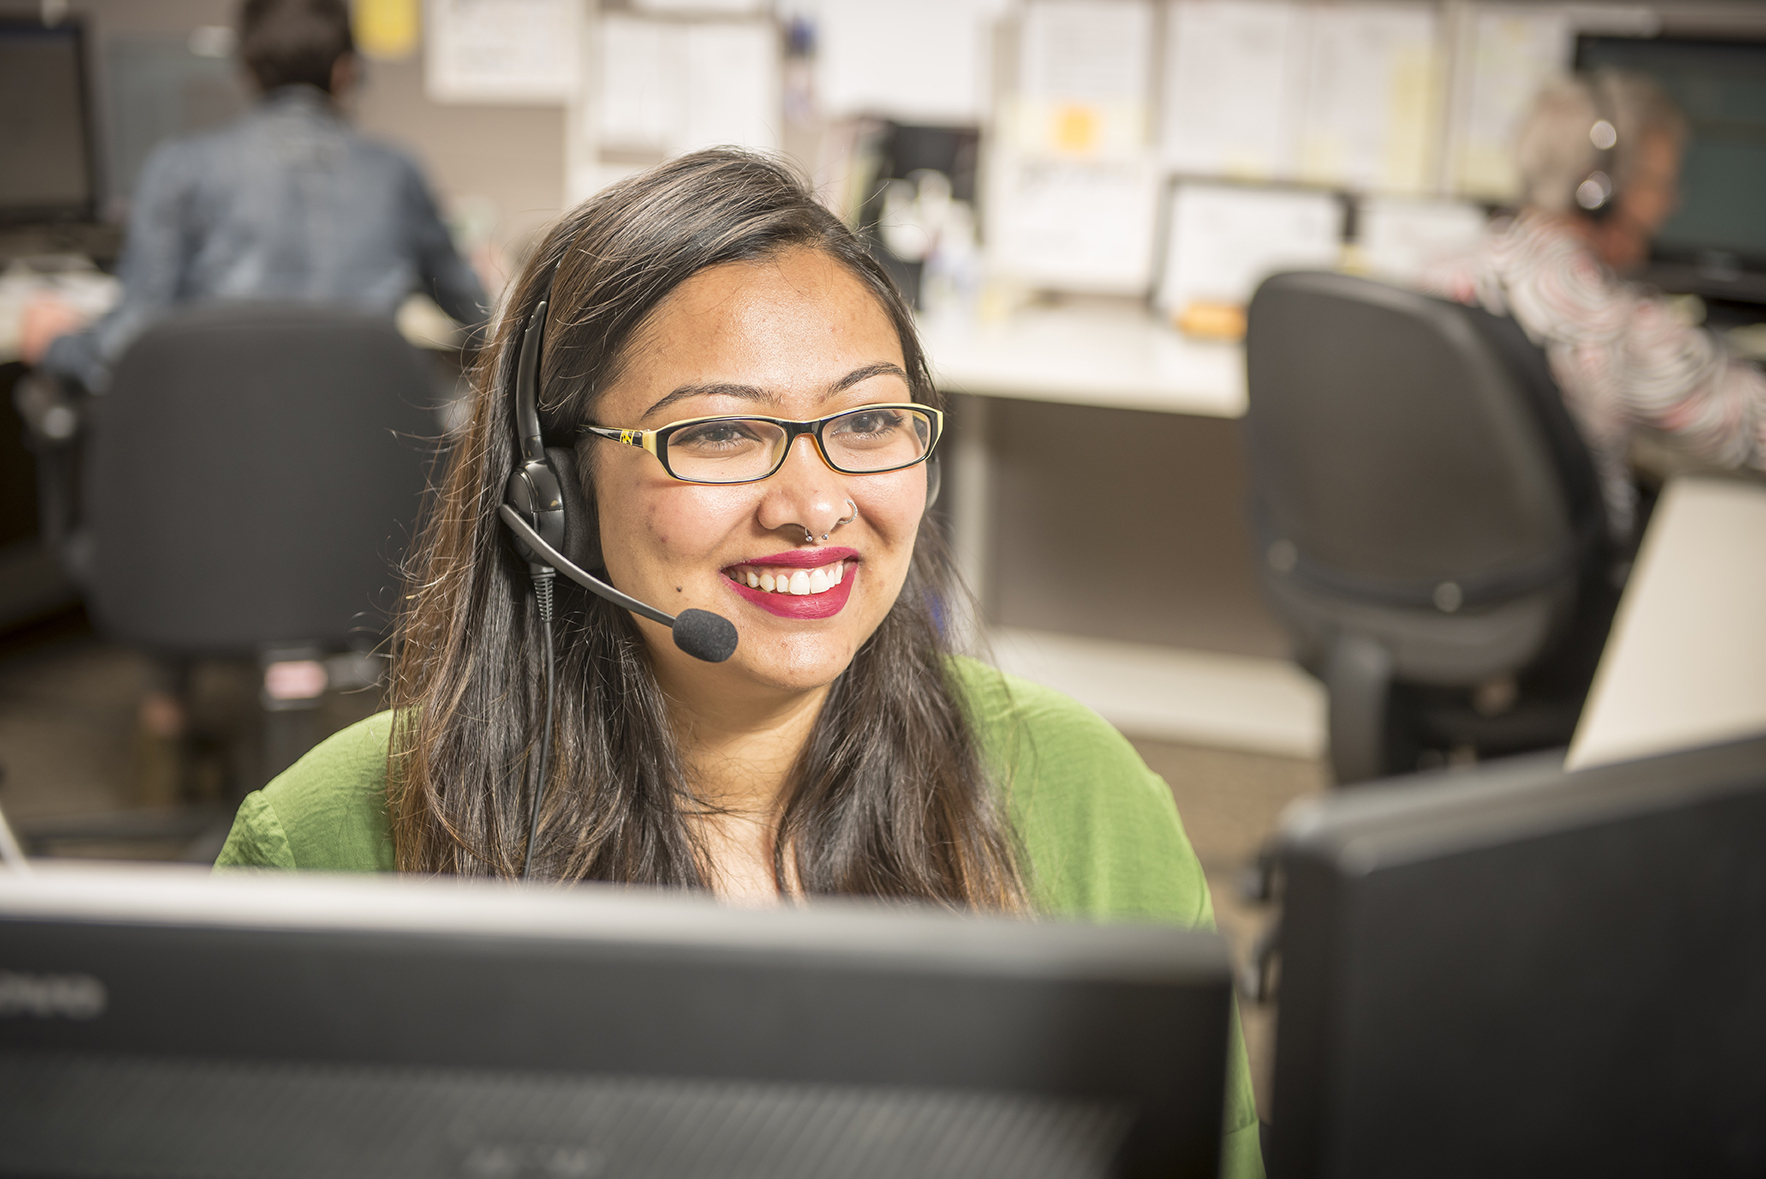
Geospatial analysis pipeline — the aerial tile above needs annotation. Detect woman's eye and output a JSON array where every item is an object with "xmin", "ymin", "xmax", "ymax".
[
  {"xmin": 674, "ymin": 422, "xmax": 763, "ymax": 451},
  {"xmin": 833, "ymin": 410, "xmax": 904, "ymax": 439}
]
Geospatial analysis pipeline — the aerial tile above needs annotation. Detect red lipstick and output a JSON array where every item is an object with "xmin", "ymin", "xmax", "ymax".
[
  {"xmin": 722, "ymin": 548, "xmax": 859, "ymax": 620},
  {"xmin": 733, "ymin": 546, "xmax": 858, "ymax": 569}
]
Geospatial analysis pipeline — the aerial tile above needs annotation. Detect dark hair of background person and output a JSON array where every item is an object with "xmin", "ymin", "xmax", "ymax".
[
  {"xmin": 387, "ymin": 149, "xmax": 1026, "ymax": 910},
  {"xmin": 237, "ymin": 0, "xmax": 354, "ymax": 94}
]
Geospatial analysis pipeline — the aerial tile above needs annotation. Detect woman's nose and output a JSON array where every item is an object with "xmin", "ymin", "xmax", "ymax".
[{"xmin": 757, "ymin": 435, "xmax": 849, "ymax": 541}]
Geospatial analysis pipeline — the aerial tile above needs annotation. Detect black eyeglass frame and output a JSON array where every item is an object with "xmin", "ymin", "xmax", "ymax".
[{"xmin": 577, "ymin": 404, "xmax": 945, "ymax": 486}]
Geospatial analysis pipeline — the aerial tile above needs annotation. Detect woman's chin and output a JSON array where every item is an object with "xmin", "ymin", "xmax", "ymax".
[{"xmin": 709, "ymin": 625, "xmax": 866, "ymax": 697}]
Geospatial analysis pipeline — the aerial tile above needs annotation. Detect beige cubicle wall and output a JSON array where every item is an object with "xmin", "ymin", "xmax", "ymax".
[
  {"xmin": 977, "ymin": 396, "xmax": 1286, "ymax": 660},
  {"xmin": 51, "ymin": 0, "xmax": 566, "ymax": 284}
]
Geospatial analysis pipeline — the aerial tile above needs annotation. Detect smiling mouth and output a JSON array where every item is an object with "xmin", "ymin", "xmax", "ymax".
[{"xmin": 724, "ymin": 558, "xmax": 851, "ymax": 596}]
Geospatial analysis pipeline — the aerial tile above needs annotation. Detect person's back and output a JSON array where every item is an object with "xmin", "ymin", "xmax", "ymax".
[
  {"xmin": 1419, "ymin": 71, "xmax": 1766, "ymax": 541},
  {"xmin": 150, "ymin": 86, "xmax": 480, "ymax": 319},
  {"xmin": 29, "ymin": 0, "xmax": 485, "ymax": 390}
]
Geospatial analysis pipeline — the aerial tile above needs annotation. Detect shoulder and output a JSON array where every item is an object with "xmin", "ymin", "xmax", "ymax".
[
  {"xmin": 947, "ymin": 657, "xmax": 1212, "ymax": 927},
  {"xmin": 214, "ymin": 711, "xmax": 396, "ymax": 872}
]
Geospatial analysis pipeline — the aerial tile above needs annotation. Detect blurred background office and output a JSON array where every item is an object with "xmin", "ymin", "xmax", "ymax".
[{"xmin": 2, "ymin": 0, "xmax": 1764, "ymax": 1117}]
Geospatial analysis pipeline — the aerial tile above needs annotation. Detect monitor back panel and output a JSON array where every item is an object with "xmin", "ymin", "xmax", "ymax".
[
  {"xmin": 0, "ymin": 872, "xmax": 1233, "ymax": 1179},
  {"xmin": 1271, "ymin": 736, "xmax": 1766, "ymax": 1179}
]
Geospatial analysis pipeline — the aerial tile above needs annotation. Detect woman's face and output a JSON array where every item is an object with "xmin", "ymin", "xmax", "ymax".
[{"xmin": 586, "ymin": 246, "xmax": 929, "ymax": 698}]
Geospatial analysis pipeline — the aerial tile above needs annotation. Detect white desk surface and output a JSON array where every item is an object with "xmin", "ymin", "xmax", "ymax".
[
  {"xmin": 919, "ymin": 302, "xmax": 1245, "ymax": 418},
  {"xmin": 1566, "ymin": 477, "xmax": 1766, "ymax": 770}
]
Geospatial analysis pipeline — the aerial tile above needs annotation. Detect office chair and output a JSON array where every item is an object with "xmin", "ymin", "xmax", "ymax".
[
  {"xmin": 57, "ymin": 302, "xmax": 439, "ymax": 852},
  {"xmin": 1244, "ymin": 271, "xmax": 1618, "ymax": 785}
]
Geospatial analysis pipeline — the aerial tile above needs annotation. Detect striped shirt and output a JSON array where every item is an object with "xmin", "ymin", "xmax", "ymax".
[{"xmin": 1421, "ymin": 211, "xmax": 1766, "ymax": 539}]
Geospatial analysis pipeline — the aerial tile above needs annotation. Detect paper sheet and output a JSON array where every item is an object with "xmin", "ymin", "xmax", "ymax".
[
  {"xmin": 1156, "ymin": 182, "xmax": 1341, "ymax": 312},
  {"xmin": 1161, "ymin": 0, "xmax": 1307, "ymax": 180},
  {"xmin": 1356, "ymin": 196, "xmax": 1487, "ymax": 282},
  {"xmin": 1443, "ymin": 6, "xmax": 1574, "ymax": 199},
  {"xmin": 814, "ymin": 0, "xmax": 994, "ymax": 124},
  {"xmin": 986, "ymin": 155, "xmax": 1162, "ymax": 292},
  {"xmin": 597, "ymin": 17, "xmax": 779, "ymax": 157},
  {"xmin": 1296, "ymin": 4, "xmax": 1442, "ymax": 194},
  {"xmin": 635, "ymin": 0, "xmax": 763, "ymax": 11},
  {"xmin": 1014, "ymin": 0, "xmax": 1154, "ymax": 157},
  {"xmin": 425, "ymin": 0, "xmax": 580, "ymax": 104}
]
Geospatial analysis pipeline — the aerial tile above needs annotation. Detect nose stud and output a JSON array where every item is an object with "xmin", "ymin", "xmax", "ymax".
[{"xmin": 803, "ymin": 498, "xmax": 858, "ymax": 544}]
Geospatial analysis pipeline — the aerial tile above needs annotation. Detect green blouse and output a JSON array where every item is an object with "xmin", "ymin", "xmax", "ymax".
[{"xmin": 216, "ymin": 656, "xmax": 1264, "ymax": 1178}]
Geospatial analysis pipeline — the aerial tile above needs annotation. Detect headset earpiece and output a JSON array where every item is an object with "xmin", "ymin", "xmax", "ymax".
[
  {"xmin": 505, "ymin": 458, "xmax": 566, "ymax": 564},
  {"xmin": 1574, "ymin": 78, "xmax": 1620, "ymax": 220},
  {"xmin": 501, "ymin": 287, "xmax": 590, "ymax": 570},
  {"xmin": 547, "ymin": 445, "xmax": 602, "ymax": 570}
]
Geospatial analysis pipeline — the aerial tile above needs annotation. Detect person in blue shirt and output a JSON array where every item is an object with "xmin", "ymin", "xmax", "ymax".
[
  {"xmin": 17, "ymin": 0, "xmax": 488, "ymax": 803},
  {"xmin": 22, "ymin": 0, "xmax": 487, "ymax": 387}
]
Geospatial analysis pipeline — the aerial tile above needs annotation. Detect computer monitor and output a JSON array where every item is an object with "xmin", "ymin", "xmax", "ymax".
[
  {"xmin": 1268, "ymin": 733, "xmax": 1766, "ymax": 1178},
  {"xmin": 0, "ymin": 865, "xmax": 1235, "ymax": 1178},
  {"xmin": 0, "ymin": 18, "xmax": 97, "ymax": 224},
  {"xmin": 1576, "ymin": 34, "xmax": 1766, "ymax": 303}
]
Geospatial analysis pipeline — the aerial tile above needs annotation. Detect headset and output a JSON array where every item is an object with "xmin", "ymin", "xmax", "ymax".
[
  {"xmin": 1574, "ymin": 75, "xmax": 1622, "ymax": 220},
  {"xmin": 497, "ymin": 275, "xmax": 940, "ymax": 876}
]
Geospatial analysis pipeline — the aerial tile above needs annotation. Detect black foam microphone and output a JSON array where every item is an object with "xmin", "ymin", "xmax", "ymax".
[{"xmin": 499, "ymin": 504, "xmax": 738, "ymax": 663}]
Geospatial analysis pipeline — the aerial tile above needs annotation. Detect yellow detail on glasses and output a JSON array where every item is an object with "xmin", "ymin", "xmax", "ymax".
[{"xmin": 579, "ymin": 403, "xmax": 943, "ymax": 486}]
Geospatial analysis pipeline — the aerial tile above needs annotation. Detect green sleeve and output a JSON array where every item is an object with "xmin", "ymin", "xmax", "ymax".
[
  {"xmin": 952, "ymin": 657, "xmax": 1265, "ymax": 1179},
  {"xmin": 213, "ymin": 711, "xmax": 397, "ymax": 872}
]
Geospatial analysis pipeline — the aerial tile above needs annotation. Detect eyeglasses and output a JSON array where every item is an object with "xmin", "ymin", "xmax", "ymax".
[{"xmin": 579, "ymin": 403, "xmax": 943, "ymax": 485}]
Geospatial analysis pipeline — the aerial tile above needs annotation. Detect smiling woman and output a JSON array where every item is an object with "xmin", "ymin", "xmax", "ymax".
[{"xmin": 213, "ymin": 151, "xmax": 1263, "ymax": 1173}]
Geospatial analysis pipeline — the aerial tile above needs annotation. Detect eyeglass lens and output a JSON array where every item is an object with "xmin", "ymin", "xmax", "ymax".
[{"xmin": 666, "ymin": 406, "xmax": 935, "ymax": 483}]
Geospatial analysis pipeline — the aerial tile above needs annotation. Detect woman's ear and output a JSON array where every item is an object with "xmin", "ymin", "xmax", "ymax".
[
  {"xmin": 546, "ymin": 446, "xmax": 604, "ymax": 571},
  {"xmin": 925, "ymin": 455, "xmax": 942, "ymax": 510}
]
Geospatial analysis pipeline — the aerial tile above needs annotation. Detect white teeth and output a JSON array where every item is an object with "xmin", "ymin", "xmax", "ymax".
[{"xmin": 736, "ymin": 560, "xmax": 849, "ymax": 595}]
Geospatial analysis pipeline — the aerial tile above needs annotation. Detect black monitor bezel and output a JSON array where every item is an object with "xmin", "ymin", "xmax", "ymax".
[
  {"xmin": 0, "ymin": 16, "xmax": 100, "ymax": 227},
  {"xmin": 1572, "ymin": 30, "xmax": 1766, "ymax": 276}
]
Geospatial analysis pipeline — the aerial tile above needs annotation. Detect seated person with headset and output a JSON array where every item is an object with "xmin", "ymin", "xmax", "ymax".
[
  {"xmin": 1422, "ymin": 70, "xmax": 1766, "ymax": 541},
  {"xmin": 212, "ymin": 149, "xmax": 1265, "ymax": 1179},
  {"xmin": 19, "ymin": 0, "xmax": 486, "ymax": 387}
]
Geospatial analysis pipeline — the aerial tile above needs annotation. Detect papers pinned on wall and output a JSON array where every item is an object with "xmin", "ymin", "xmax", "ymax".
[
  {"xmin": 987, "ymin": 156, "xmax": 1162, "ymax": 293},
  {"xmin": 597, "ymin": 17, "xmax": 780, "ymax": 158},
  {"xmin": 1443, "ymin": 5, "xmax": 1574, "ymax": 200},
  {"xmin": 1356, "ymin": 196, "xmax": 1487, "ymax": 282},
  {"xmin": 634, "ymin": 0, "xmax": 764, "ymax": 11},
  {"xmin": 1161, "ymin": 0, "xmax": 1307, "ymax": 180},
  {"xmin": 1295, "ymin": 4, "xmax": 1443, "ymax": 194},
  {"xmin": 1013, "ymin": 0, "xmax": 1155, "ymax": 158},
  {"xmin": 1157, "ymin": 183, "xmax": 1341, "ymax": 328},
  {"xmin": 425, "ymin": 0, "xmax": 581, "ymax": 104},
  {"xmin": 814, "ymin": 0, "xmax": 996, "ymax": 124}
]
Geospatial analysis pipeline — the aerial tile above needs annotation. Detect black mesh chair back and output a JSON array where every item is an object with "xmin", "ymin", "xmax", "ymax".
[
  {"xmin": 1245, "ymin": 271, "xmax": 1611, "ymax": 783},
  {"xmin": 1246, "ymin": 270, "xmax": 1604, "ymax": 609},
  {"xmin": 86, "ymin": 302, "xmax": 438, "ymax": 655}
]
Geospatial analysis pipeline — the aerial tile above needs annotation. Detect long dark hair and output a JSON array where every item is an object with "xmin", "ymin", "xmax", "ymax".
[{"xmin": 388, "ymin": 150, "xmax": 1024, "ymax": 909}]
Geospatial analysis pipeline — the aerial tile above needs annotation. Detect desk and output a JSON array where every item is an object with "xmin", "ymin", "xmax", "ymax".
[
  {"xmin": 1566, "ymin": 476, "xmax": 1766, "ymax": 770},
  {"xmin": 920, "ymin": 299, "xmax": 1245, "ymax": 417},
  {"xmin": 921, "ymin": 301, "xmax": 1325, "ymax": 758}
]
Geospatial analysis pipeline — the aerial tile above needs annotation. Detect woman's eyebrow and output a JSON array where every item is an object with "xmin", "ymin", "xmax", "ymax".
[
  {"xmin": 829, "ymin": 361, "xmax": 910, "ymax": 394},
  {"xmin": 643, "ymin": 382, "xmax": 772, "ymax": 418},
  {"xmin": 643, "ymin": 362, "xmax": 910, "ymax": 419}
]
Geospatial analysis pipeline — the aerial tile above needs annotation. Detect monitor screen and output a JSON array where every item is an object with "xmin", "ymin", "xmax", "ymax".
[
  {"xmin": 0, "ymin": 866, "xmax": 1235, "ymax": 1179},
  {"xmin": 1268, "ymin": 734, "xmax": 1766, "ymax": 1178},
  {"xmin": 0, "ymin": 19, "xmax": 95, "ymax": 223},
  {"xmin": 1576, "ymin": 34, "xmax": 1766, "ymax": 270}
]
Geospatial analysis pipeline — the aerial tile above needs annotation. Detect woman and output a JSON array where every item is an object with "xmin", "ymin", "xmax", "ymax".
[
  {"xmin": 215, "ymin": 149, "xmax": 1262, "ymax": 1175},
  {"xmin": 1422, "ymin": 71, "xmax": 1766, "ymax": 542}
]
